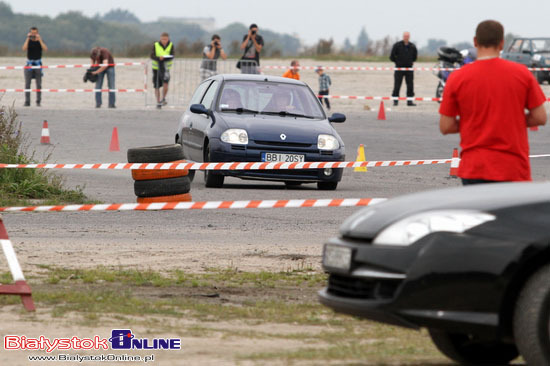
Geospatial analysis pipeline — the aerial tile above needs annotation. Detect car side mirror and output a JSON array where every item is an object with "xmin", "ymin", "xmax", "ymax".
[
  {"xmin": 190, "ymin": 104, "xmax": 208, "ymax": 115},
  {"xmin": 328, "ymin": 113, "xmax": 346, "ymax": 123}
]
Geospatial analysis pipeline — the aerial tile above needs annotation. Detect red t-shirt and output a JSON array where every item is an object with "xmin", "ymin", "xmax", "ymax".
[{"xmin": 440, "ymin": 58, "xmax": 546, "ymax": 181}]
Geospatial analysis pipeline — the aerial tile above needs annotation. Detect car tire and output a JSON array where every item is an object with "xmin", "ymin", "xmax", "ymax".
[
  {"xmin": 513, "ymin": 263, "xmax": 550, "ymax": 366},
  {"xmin": 428, "ymin": 329, "xmax": 518, "ymax": 365},
  {"xmin": 134, "ymin": 176, "xmax": 191, "ymax": 197},
  {"xmin": 131, "ymin": 160, "xmax": 189, "ymax": 181},
  {"xmin": 136, "ymin": 193, "xmax": 192, "ymax": 203},
  {"xmin": 204, "ymin": 145, "xmax": 224, "ymax": 188},
  {"xmin": 317, "ymin": 181, "xmax": 338, "ymax": 190},
  {"xmin": 127, "ymin": 144, "xmax": 184, "ymax": 163},
  {"xmin": 536, "ymin": 71, "xmax": 546, "ymax": 85}
]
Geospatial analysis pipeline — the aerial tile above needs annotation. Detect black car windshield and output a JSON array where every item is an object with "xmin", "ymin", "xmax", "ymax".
[{"xmin": 217, "ymin": 81, "xmax": 325, "ymax": 119}]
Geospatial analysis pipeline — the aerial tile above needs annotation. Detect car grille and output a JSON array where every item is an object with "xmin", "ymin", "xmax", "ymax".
[
  {"xmin": 253, "ymin": 140, "xmax": 313, "ymax": 148},
  {"xmin": 327, "ymin": 274, "xmax": 401, "ymax": 300}
]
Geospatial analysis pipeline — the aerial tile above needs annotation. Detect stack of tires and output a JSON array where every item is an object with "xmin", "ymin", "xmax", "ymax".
[{"xmin": 128, "ymin": 144, "xmax": 192, "ymax": 203}]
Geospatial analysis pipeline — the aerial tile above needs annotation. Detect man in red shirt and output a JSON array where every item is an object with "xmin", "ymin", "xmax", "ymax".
[{"xmin": 440, "ymin": 20, "xmax": 547, "ymax": 184}]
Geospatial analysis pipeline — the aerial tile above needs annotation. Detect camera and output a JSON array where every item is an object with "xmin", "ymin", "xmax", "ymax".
[
  {"xmin": 29, "ymin": 36, "xmax": 36, "ymax": 41},
  {"xmin": 214, "ymin": 41, "xmax": 220, "ymax": 47},
  {"xmin": 251, "ymin": 30, "xmax": 256, "ymax": 35}
]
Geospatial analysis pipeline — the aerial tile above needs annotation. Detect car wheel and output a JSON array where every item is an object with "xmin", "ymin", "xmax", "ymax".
[
  {"xmin": 176, "ymin": 139, "xmax": 195, "ymax": 183},
  {"xmin": 317, "ymin": 181, "xmax": 338, "ymax": 190},
  {"xmin": 127, "ymin": 144, "xmax": 184, "ymax": 163},
  {"xmin": 513, "ymin": 263, "xmax": 550, "ymax": 366},
  {"xmin": 204, "ymin": 145, "xmax": 224, "ymax": 188},
  {"xmin": 428, "ymin": 329, "xmax": 518, "ymax": 365},
  {"xmin": 134, "ymin": 176, "xmax": 191, "ymax": 197}
]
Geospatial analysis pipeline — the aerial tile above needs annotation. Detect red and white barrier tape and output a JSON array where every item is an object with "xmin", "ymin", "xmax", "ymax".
[
  {"xmin": 263, "ymin": 65, "xmax": 550, "ymax": 72},
  {"xmin": 318, "ymin": 95, "xmax": 442, "ymax": 102},
  {"xmin": 0, "ymin": 198, "xmax": 386, "ymax": 213},
  {"xmin": 0, "ymin": 89, "xmax": 145, "ymax": 93},
  {"xmin": 0, "ymin": 62, "xmax": 144, "ymax": 70},
  {"xmin": 0, "ymin": 159, "xmax": 454, "ymax": 171}
]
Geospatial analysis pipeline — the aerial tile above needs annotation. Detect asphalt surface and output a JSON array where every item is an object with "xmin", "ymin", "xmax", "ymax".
[{"xmin": 3, "ymin": 107, "xmax": 550, "ymax": 270}]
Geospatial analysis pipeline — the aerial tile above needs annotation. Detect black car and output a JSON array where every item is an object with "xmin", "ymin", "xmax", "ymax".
[
  {"xmin": 501, "ymin": 37, "xmax": 550, "ymax": 84},
  {"xmin": 175, "ymin": 74, "xmax": 346, "ymax": 190},
  {"xmin": 319, "ymin": 182, "xmax": 550, "ymax": 365}
]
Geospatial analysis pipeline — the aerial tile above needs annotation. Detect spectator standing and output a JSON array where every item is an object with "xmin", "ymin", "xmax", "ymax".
[
  {"xmin": 151, "ymin": 32, "xmax": 174, "ymax": 109},
  {"xmin": 200, "ymin": 34, "xmax": 227, "ymax": 81},
  {"xmin": 22, "ymin": 27, "xmax": 47, "ymax": 107},
  {"xmin": 282, "ymin": 60, "xmax": 300, "ymax": 80},
  {"xmin": 315, "ymin": 67, "xmax": 331, "ymax": 110},
  {"xmin": 239, "ymin": 24, "xmax": 264, "ymax": 74},
  {"xmin": 90, "ymin": 47, "xmax": 116, "ymax": 108},
  {"xmin": 390, "ymin": 31, "xmax": 417, "ymax": 106},
  {"xmin": 439, "ymin": 20, "xmax": 547, "ymax": 185}
]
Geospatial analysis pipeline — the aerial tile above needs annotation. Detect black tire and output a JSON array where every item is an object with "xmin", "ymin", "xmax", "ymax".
[
  {"xmin": 513, "ymin": 263, "xmax": 550, "ymax": 366},
  {"xmin": 134, "ymin": 176, "xmax": 191, "ymax": 197},
  {"xmin": 317, "ymin": 181, "xmax": 338, "ymax": 190},
  {"xmin": 428, "ymin": 329, "xmax": 518, "ymax": 365},
  {"xmin": 536, "ymin": 71, "xmax": 546, "ymax": 85},
  {"xmin": 204, "ymin": 145, "xmax": 224, "ymax": 188},
  {"xmin": 127, "ymin": 144, "xmax": 184, "ymax": 163},
  {"xmin": 187, "ymin": 170, "xmax": 196, "ymax": 183}
]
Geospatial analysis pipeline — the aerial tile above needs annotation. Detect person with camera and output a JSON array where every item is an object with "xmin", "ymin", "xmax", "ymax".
[
  {"xmin": 200, "ymin": 34, "xmax": 227, "ymax": 81},
  {"xmin": 151, "ymin": 32, "xmax": 175, "ymax": 109},
  {"xmin": 90, "ymin": 47, "xmax": 116, "ymax": 108},
  {"xmin": 22, "ymin": 27, "xmax": 47, "ymax": 107},
  {"xmin": 239, "ymin": 24, "xmax": 264, "ymax": 74}
]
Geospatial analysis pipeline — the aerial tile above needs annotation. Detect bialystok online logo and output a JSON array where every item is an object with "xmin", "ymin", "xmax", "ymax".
[{"xmin": 4, "ymin": 329, "xmax": 181, "ymax": 353}]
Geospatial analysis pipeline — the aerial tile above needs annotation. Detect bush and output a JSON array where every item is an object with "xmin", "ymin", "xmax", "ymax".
[{"xmin": 0, "ymin": 102, "xmax": 90, "ymax": 206}]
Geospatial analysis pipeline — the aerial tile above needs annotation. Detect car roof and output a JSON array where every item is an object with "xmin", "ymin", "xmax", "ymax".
[{"xmin": 207, "ymin": 73, "xmax": 307, "ymax": 86}]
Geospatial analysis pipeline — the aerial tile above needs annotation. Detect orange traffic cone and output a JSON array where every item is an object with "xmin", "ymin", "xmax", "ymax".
[
  {"xmin": 40, "ymin": 120, "xmax": 50, "ymax": 144},
  {"xmin": 354, "ymin": 144, "xmax": 368, "ymax": 172},
  {"xmin": 449, "ymin": 148, "xmax": 459, "ymax": 177},
  {"xmin": 109, "ymin": 127, "xmax": 120, "ymax": 152},
  {"xmin": 377, "ymin": 101, "xmax": 386, "ymax": 120}
]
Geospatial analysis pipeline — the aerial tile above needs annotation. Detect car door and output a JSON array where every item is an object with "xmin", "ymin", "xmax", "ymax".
[
  {"xmin": 502, "ymin": 39, "xmax": 523, "ymax": 62},
  {"xmin": 182, "ymin": 80, "xmax": 212, "ymax": 160},
  {"xmin": 518, "ymin": 40, "xmax": 533, "ymax": 65},
  {"xmin": 190, "ymin": 80, "xmax": 220, "ymax": 161}
]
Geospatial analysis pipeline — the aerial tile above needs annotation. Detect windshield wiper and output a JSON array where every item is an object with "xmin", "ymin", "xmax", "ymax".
[
  {"xmin": 261, "ymin": 111, "xmax": 315, "ymax": 119},
  {"xmin": 221, "ymin": 107, "xmax": 259, "ymax": 114}
]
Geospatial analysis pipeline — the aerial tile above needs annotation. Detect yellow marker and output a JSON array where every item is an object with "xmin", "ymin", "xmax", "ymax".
[{"xmin": 354, "ymin": 144, "xmax": 368, "ymax": 172}]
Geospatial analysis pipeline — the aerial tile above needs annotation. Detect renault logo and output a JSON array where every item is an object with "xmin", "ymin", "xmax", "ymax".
[{"xmin": 280, "ymin": 134, "xmax": 287, "ymax": 140}]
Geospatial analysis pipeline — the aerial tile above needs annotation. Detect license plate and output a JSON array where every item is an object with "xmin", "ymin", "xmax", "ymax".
[
  {"xmin": 261, "ymin": 152, "xmax": 305, "ymax": 163},
  {"xmin": 323, "ymin": 245, "xmax": 352, "ymax": 271}
]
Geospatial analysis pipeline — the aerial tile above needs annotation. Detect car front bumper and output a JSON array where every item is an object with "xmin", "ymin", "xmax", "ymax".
[{"xmin": 209, "ymin": 138, "xmax": 345, "ymax": 182}]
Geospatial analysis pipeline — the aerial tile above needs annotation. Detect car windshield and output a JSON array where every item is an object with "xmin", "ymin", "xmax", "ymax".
[
  {"xmin": 217, "ymin": 81, "xmax": 325, "ymax": 119},
  {"xmin": 532, "ymin": 39, "xmax": 550, "ymax": 53}
]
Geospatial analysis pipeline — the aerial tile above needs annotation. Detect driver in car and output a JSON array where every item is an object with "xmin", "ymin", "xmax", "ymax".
[
  {"xmin": 269, "ymin": 90, "xmax": 295, "ymax": 111},
  {"xmin": 220, "ymin": 89, "xmax": 243, "ymax": 109}
]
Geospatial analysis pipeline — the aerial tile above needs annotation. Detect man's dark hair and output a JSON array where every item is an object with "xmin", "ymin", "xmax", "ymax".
[
  {"xmin": 290, "ymin": 60, "xmax": 298, "ymax": 66},
  {"xmin": 212, "ymin": 34, "xmax": 220, "ymax": 41},
  {"xmin": 249, "ymin": 24, "xmax": 258, "ymax": 30},
  {"xmin": 30, "ymin": 26, "xmax": 38, "ymax": 31},
  {"xmin": 475, "ymin": 20, "xmax": 504, "ymax": 48}
]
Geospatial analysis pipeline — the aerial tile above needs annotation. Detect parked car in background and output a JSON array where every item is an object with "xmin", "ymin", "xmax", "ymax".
[
  {"xmin": 175, "ymin": 74, "xmax": 346, "ymax": 190},
  {"xmin": 501, "ymin": 37, "xmax": 550, "ymax": 84},
  {"xmin": 319, "ymin": 182, "xmax": 550, "ymax": 365}
]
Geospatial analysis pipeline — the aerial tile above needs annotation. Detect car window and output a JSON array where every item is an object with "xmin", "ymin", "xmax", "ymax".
[
  {"xmin": 508, "ymin": 39, "xmax": 522, "ymax": 53},
  {"xmin": 201, "ymin": 81, "xmax": 220, "ymax": 109},
  {"xmin": 532, "ymin": 39, "xmax": 550, "ymax": 53},
  {"xmin": 217, "ymin": 81, "xmax": 325, "ymax": 119},
  {"xmin": 520, "ymin": 40, "xmax": 532, "ymax": 53},
  {"xmin": 190, "ymin": 81, "xmax": 211, "ymax": 105}
]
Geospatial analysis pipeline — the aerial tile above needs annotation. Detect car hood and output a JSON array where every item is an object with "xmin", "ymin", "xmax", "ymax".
[
  {"xmin": 340, "ymin": 181, "xmax": 550, "ymax": 240},
  {"xmin": 218, "ymin": 113, "xmax": 336, "ymax": 144}
]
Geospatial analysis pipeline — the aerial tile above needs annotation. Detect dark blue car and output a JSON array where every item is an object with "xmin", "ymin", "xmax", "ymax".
[{"xmin": 175, "ymin": 74, "xmax": 346, "ymax": 189}]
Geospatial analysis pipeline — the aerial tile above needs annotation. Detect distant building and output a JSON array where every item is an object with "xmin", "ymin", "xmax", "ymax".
[{"xmin": 158, "ymin": 17, "xmax": 216, "ymax": 31}]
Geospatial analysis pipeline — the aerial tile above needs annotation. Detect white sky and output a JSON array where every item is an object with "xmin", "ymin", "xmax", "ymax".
[{"xmin": 7, "ymin": 0, "xmax": 550, "ymax": 47}]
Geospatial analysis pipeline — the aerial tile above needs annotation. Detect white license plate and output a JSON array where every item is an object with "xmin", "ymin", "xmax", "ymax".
[
  {"xmin": 261, "ymin": 152, "xmax": 305, "ymax": 163},
  {"xmin": 323, "ymin": 245, "xmax": 352, "ymax": 271}
]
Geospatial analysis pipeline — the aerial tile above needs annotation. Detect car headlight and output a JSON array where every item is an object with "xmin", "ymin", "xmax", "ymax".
[
  {"xmin": 221, "ymin": 129, "xmax": 248, "ymax": 145},
  {"xmin": 372, "ymin": 210, "xmax": 496, "ymax": 246},
  {"xmin": 318, "ymin": 134, "xmax": 340, "ymax": 150}
]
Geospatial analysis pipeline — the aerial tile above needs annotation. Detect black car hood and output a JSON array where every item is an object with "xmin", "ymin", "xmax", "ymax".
[
  {"xmin": 340, "ymin": 181, "xmax": 550, "ymax": 239},
  {"xmin": 218, "ymin": 113, "xmax": 335, "ymax": 144}
]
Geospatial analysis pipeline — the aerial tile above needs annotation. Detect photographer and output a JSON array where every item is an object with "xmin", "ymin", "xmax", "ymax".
[
  {"xmin": 151, "ymin": 32, "xmax": 174, "ymax": 109},
  {"xmin": 90, "ymin": 47, "xmax": 116, "ymax": 108},
  {"xmin": 22, "ymin": 27, "xmax": 47, "ymax": 107},
  {"xmin": 200, "ymin": 34, "xmax": 227, "ymax": 81},
  {"xmin": 239, "ymin": 24, "xmax": 264, "ymax": 74}
]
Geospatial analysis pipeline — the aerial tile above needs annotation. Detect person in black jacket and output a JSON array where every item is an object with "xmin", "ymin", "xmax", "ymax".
[{"xmin": 390, "ymin": 32, "xmax": 418, "ymax": 106}]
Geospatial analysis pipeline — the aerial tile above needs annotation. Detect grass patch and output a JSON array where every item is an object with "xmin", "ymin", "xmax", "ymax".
[{"xmin": 0, "ymin": 102, "xmax": 92, "ymax": 206}]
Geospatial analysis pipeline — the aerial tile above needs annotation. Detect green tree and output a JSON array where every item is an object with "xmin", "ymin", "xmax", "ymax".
[
  {"xmin": 102, "ymin": 9, "xmax": 141, "ymax": 24},
  {"xmin": 356, "ymin": 27, "xmax": 369, "ymax": 54}
]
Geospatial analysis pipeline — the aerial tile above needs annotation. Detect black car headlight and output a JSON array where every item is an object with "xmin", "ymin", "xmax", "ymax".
[
  {"xmin": 221, "ymin": 129, "xmax": 248, "ymax": 145},
  {"xmin": 373, "ymin": 210, "xmax": 496, "ymax": 246}
]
